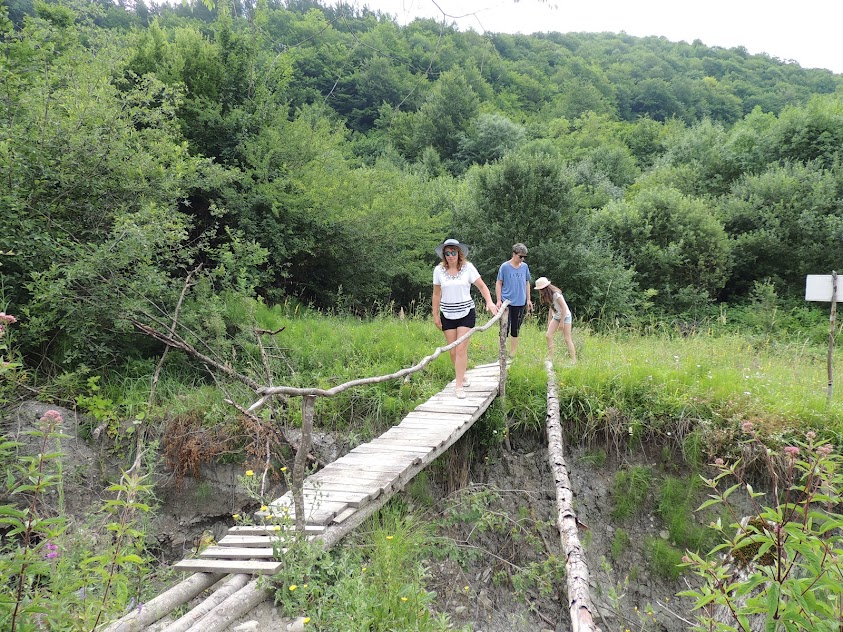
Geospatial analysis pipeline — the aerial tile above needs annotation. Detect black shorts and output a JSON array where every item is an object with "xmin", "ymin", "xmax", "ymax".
[
  {"xmin": 441, "ymin": 308, "xmax": 476, "ymax": 331},
  {"xmin": 507, "ymin": 304, "xmax": 526, "ymax": 337}
]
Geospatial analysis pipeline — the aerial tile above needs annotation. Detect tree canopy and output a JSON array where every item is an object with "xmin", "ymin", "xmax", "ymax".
[{"xmin": 4, "ymin": 0, "xmax": 843, "ymax": 369}]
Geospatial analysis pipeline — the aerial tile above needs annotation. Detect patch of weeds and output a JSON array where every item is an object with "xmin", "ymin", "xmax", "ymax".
[
  {"xmin": 578, "ymin": 448, "xmax": 607, "ymax": 467},
  {"xmin": 511, "ymin": 554, "xmax": 566, "ymax": 598},
  {"xmin": 271, "ymin": 504, "xmax": 454, "ymax": 631},
  {"xmin": 611, "ymin": 465, "xmax": 653, "ymax": 520},
  {"xmin": 645, "ymin": 537, "xmax": 684, "ymax": 580},
  {"xmin": 681, "ymin": 429, "xmax": 706, "ymax": 469},
  {"xmin": 194, "ymin": 481, "xmax": 213, "ymax": 503},
  {"xmin": 610, "ymin": 528, "xmax": 631, "ymax": 562},
  {"xmin": 656, "ymin": 476, "xmax": 712, "ymax": 551},
  {"xmin": 406, "ymin": 470, "xmax": 434, "ymax": 508}
]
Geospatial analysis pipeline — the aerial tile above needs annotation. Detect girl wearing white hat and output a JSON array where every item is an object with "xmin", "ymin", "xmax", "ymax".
[
  {"xmin": 432, "ymin": 239, "xmax": 498, "ymax": 398},
  {"xmin": 534, "ymin": 277, "xmax": 576, "ymax": 363}
]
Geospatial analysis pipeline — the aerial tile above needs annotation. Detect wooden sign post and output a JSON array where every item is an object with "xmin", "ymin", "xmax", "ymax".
[{"xmin": 805, "ymin": 273, "xmax": 839, "ymax": 404}]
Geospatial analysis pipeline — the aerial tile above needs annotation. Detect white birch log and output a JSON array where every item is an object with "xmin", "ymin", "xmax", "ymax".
[
  {"xmin": 159, "ymin": 573, "xmax": 251, "ymax": 632},
  {"xmin": 185, "ymin": 579, "xmax": 271, "ymax": 632},
  {"xmin": 545, "ymin": 359, "xmax": 601, "ymax": 632},
  {"xmin": 99, "ymin": 572, "xmax": 223, "ymax": 632}
]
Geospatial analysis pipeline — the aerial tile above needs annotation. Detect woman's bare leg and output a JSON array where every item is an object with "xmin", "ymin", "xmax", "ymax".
[
  {"xmin": 454, "ymin": 326, "xmax": 471, "ymax": 387},
  {"xmin": 545, "ymin": 319, "xmax": 560, "ymax": 357},
  {"xmin": 563, "ymin": 322, "xmax": 576, "ymax": 363}
]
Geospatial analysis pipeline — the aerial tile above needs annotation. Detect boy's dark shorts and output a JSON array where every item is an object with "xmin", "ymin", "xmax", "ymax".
[{"xmin": 507, "ymin": 304, "xmax": 526, "ymax": 337}]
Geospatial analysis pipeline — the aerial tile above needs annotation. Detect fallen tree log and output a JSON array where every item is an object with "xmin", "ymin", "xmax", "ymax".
[
  {"xmin": 99, "ymin": 572, "xmax": 223, "ymax": 632},
  {"xmin": 160, "ymin": 573, "xmax": 251, "ymax": 632},
  {"xmin": 185, "ymin": 579, "xmax": 271, "ymax": 632},
  {"xmin": 545, "ymin": 359, "xmax": 600, "ymax": 632}
]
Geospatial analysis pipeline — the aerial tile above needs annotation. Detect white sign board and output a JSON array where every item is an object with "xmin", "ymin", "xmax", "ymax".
[{"xmin": 805, "ymin": 275, "xmax": 842, "ymax": 302}]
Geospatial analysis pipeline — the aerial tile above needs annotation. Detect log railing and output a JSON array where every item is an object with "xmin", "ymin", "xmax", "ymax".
[{"xmin": 106, "ymin": 302, "xmax": 512, "ymax": 632}]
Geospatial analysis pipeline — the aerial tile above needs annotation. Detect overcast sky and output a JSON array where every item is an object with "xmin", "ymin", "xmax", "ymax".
[{"xmin": 333, "ymin": 0, "xmax": 843, "ymax": 74}]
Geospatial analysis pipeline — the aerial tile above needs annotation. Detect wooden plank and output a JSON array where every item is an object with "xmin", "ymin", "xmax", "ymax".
[
  {"xmin": 229, "ymin": 524, "xmax": 324, "ymax": 535},
  {"xmin": 173, "ymin": 559, "xmax": 282, "ymax": 575},
  {"xmin": 369, "ymin": 436, "xmax": 442, "ymax": 448},
  {"xmin": 329, "ymin": 458, "xmax": 410, "ymax": 472},
  {"xmin": 414, "ymin": 403, "xmax": 486, "ymax": 414},
  {"xmin": 350, "ymin": 443, "xmax": 429, "ymax": 455},
  {"xmin": 218, "ymin": 535, "xmax": 290, "ymax": 547},
  {"xmin": 308, "ymin": 460, "xmax": 404, "ymax": 481},
  {"xmin": 350, "ymin": 446, "xmax": 426, "ymax": 459},
  {"xmin": 302, "ymin": 491, "xmax": 371, "ymax": 507},
  {"xmin": 200, "ymin": 546, "xmax": 280, "ymax": 559},
  {"xmin": 332, "ymin": 507, "xmax": 357, "ymax": 524},
  {"xmin": 402, "ymin": 411, "xmax": 473, "ymax": 421},
  {"xmin": 303, "ymin": 484, "xmax": 381, "ymax": 501}
]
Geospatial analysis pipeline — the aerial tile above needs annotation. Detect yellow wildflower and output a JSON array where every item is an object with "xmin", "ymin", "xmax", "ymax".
[
  {"xmin": 245, "ymin": 470, "xmax": 254, "ymax": 477},
  {"xmin": 386, "ymin": 535, "xmax": 394, "ymax": 540},
  {"xmin": 401, "ymin": 597, "xmax": 408, "ymax": 602},
  {"xmin": 289, "ymin": 585, "xmax": 297, "ymax": 591},
  {"xmin": 260, "ymin": 505, "xmax": 268, "ymax": 512},
  {"xmin": 464, "ymin": 586, "xmax": 469, "ymax": 591},
  {"xmin": 232, "ymin": 514, "xmax": 240, "ymax": 520},
  {"xmin": 280, "ymin": 467, "xmax": 288, "ymax": 472},
  {"xmin": 361, "ymin": 566, "xmax": 367, "ymax": 572},
  {"xmin": 303, "ymin": 618, "xmax": 311, "ymax": 624},
  {"xmin": 303, "ymin": 584, "xmax": 308, "ymax": 589}
]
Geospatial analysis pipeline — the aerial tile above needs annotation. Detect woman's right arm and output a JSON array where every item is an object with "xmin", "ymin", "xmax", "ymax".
[{"xmin": 432, "ymin": 284, "xmax": 442, "ymax": 330}]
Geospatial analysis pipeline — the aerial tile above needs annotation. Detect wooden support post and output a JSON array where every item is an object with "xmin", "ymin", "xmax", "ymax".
[
  {"xmin": 499, "ymin": 304, "xmax": 510, "ymax": 449},
  {"xmin": 293, "ymin": 395, "xmax": 316, "ymax": 532},
  {"xmin": 829, "ymin": 271, "xmax": 837, "ymax": 406}
]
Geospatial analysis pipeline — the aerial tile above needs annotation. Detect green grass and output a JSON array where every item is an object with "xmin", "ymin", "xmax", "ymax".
[
  {"xmin": 611, "ymin": 465, "xmax": 653, "ymax": 520},
  {"xmin": 645, "ymin": 537, "xmax": 685, "ymax": 581},
  {"xmin": 67, "ymin": 302, "xmax": 843, "ymax": 466}
]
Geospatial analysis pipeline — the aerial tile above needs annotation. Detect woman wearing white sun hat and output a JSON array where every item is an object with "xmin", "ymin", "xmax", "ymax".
[
  {"xmin": 432, "ymin": 238, "xmax": 498, "ymax": 398},
  {"xmin": 534, "ymin": 276, "xmax": 576, "ymax": 363}
]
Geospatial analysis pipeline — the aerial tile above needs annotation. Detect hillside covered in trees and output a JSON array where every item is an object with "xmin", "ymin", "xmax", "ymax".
[{"xmin": 4, "ymin": 0, "xmax": 843, "ymax": 371}]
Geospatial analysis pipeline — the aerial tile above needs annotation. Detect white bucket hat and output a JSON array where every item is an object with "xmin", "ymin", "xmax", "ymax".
[
  {"xmin": 534, "ymin": 277, "xmax": 551, "ymax": 290},
  {"xmin": 435, "ymin": 238, "xmax": 469, "ymax": 259}
]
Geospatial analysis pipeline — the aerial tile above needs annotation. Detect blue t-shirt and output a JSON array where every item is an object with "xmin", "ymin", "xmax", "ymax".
[{"xmin": 497, "ymin": 261, "xmax": 531, "ymax": 307}]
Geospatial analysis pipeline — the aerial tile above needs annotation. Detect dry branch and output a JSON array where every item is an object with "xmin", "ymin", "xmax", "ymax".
[
  {"xmin": 131, "ymin": 320, "xmax": 261, "ymax": 391},
  {"xmin": 545, "ymin": 359, "xmax": 601, "ymax": 632}
]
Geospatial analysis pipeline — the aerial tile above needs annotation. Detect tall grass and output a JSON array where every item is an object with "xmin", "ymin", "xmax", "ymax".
[{"xmin": 72, "ymin": 302, "xmax": 843, "ymax": 465}]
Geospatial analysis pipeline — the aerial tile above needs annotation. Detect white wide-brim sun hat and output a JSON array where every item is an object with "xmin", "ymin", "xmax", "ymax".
[
  {"xmin": 534, "ymin": 277, "xmax": 551, "ymax": 290},
  {"xmin": 435, "ymin": 238, "xmax": 469, "ymax": 259}
]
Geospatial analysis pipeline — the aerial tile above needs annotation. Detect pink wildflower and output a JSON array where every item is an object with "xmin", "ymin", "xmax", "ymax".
[
  {"xmin": 817, "ymin": 445, "xmax": 834, "ymax": 457},
  {"xmin": 741, "ymin": 421, "xmax": 753, "ymax": 433},
  {"xmin": 806, "ymin": 431, "xmax": 817, "ymax": 441},
  {"xmin": 43, "ymin": 541, "xmax": 59, "ymax": 560},
  {"xmin": 784, "ymin": 446, "xmax": 800, "ymax": 459},
  {"xmin": 714, "ymin": 457, "xmax": 724, "ymax": 466},
  {"xmin": 40, "ymin": 410, "xmax": 63, "ymax": 424},
  {"xmin": 0, "ymin": 312, "xmax": 17, "ymax": 325},
  {"xmin": 682, "ymin": 555, "xmax": 691, "ymax": 564}
]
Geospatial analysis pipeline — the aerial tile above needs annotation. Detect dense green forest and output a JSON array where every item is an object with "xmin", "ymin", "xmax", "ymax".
[{"xmin": 3, "ymin": 0, "xmax": 843, "ymax": 373}]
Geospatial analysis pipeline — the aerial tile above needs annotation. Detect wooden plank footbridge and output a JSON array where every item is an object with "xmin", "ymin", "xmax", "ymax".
[{"xmin": 105, "ymin": 302, "xmax": 600, "ymax": 632}]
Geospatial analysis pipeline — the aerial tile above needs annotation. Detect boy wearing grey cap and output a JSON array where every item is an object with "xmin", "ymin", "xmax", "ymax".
[{"xmin": 495, "ymin": 243, "xmax": 532, "ymax": 358}]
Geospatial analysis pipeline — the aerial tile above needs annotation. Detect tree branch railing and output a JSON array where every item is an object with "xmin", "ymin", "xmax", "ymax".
[
  {"xmin": 134, "ymin": 301, "xmax": 512, "ymax": 532},
  {"xmin": 110, "ymin": 303, "xmax": 514, "ymax": 632}
]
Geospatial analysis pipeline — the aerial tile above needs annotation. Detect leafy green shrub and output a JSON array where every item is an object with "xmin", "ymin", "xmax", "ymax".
[{"xmin": 680, "ymin": 429, "xmax": 843, "ymax": 630}]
